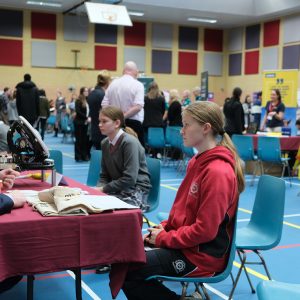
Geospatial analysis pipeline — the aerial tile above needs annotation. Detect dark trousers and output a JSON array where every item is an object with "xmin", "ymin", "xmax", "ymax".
[
  {"xmin": 0, "ymin": 276, "xmax": 22, "ymax": 294},
  {"xmin": 122, "ymin": 248, "xmax": 196, "ymax": 300},
  {"xmin": 125, "ymin": 119, "xmax": 145, "ymax": 147},
  {"xmin": 253, "ymin": 113, "xmax": 261, "ymax": 129},
  {"xmin": 74, "ymin": 123, "xmax": 89, "ymax": 161},
  {"xmin": 37, "ymin": 118, "xmax": 47, "ymax": 140}
]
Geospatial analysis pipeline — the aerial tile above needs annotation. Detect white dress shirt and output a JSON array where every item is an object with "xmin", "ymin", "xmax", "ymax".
[
  {"xmin": 102, "ymin": 74, "xmax": 144, "ymax": 122},
  {"xmin": 109, "ymin": 129, "xmax": 124, "ymax": 146}
]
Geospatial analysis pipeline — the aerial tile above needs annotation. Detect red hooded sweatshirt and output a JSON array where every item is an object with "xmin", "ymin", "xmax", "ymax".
[{"xmin": 155, "ymin": 146, "xmax": 239, "ymax": 277}]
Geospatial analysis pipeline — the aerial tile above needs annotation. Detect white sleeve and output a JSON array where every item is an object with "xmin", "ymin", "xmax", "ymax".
[
  {"xmin": 101, "ymin": 90, "xmax": 109, "ymax": 107},
  {"xmin": 133, "ymin": 82, "xmax": 145, "ymax": 107}
]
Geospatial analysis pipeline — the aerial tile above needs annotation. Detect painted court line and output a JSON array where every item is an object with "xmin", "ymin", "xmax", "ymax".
[
  {"xmin": 161, "ymin": 178, "xmax": 184, "ymax": 182},
  {"xmin": 203, "ymin": 283, "xmax": 229, "ymax": 300},
  {"xmin": 233, "ymin": 262, "xmax": 269, "ymax": 281},
  {"xmin": 67, "ymin": 270, "xmax": 102, "ymax": 300}
]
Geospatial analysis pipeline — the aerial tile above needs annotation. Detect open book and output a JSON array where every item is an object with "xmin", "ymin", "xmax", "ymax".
[{"xmin": 24, "ymin": 187, "xmax": 138, "ymax": 217}]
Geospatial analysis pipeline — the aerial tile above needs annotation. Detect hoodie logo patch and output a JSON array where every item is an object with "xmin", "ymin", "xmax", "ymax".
[
  {"xmin": 190, "ymin": 182, "xmax": 199, "ymax": 195},
  {"xmin": 172, "ymin": 260, "xmax": 186, "ymax": 273}
]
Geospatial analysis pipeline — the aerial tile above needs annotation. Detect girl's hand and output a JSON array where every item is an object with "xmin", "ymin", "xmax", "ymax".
[{"xmin": 144, "ymin": 226, "xmax": 164, "ymax": 245}]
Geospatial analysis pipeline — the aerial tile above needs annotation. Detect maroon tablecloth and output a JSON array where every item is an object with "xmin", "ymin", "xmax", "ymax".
[
  {"xmin": 0, "ymin": 176, "xmax": 146, "ymax": 298},
  {"xmin": 250, "ymin": 135, "xmax": 300, "ymax": 151}
]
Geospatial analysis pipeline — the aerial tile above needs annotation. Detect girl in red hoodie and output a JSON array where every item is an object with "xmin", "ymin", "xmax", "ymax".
[{"xmin": 122, "ymin": 101, "xmax": 245, "ymax": 300}]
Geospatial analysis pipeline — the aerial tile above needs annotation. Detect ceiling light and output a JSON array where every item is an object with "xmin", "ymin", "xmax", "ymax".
[
  {"xmin": 187, "ymin": 17, "xmax": 217, "ymax": 24},
  {"xmin": 26, "ymin": 1, "xmax": 62, "ymax": 8},
  {"xmin": 128, "ymin": 11, "xmax": 144, "ymax": 17}
]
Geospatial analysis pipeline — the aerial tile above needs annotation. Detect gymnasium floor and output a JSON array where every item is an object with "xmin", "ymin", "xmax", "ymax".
[{"xmin": 1, "ymin": 133, "xmax": 299, "ymax": 300}]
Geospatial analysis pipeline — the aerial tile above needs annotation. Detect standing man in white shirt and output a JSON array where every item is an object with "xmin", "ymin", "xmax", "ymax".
[{"xmin": 102, "ymin": 61, "xmax": 145, "ymax": 146}]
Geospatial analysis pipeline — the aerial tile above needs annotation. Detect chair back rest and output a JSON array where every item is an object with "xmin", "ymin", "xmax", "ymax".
[
  {"xmin": 257, "ymin": 136, "xmax": 282, "ymax": 162},
  {"xmin": 249, "ymin": 175, "xmax": 286, "ymax": 247},
  {"xmin": 147, "ymin": 127, "xmax": 165, "ymax": 148},
  {"xmin": 165, "ymin": 126, "xmax": 172, "ymax": 145},
  {"xmin": 86, "ymin": 150, "xmax": 102, "ymax": 186},
  {"xmin": 49, "ymin": 149, "xmax": 63, "ymax": 174},
  {"xmin": 169, "ymin": 127, "xmax": 182, "ymax": 150},
  {"xmin": 181, "ymin": 144, "xmax": 194, "ymax": 158},
  {"xmin": 231, "ymin": 134, "xmax": 255, "ymax": 161},
  {"xmin": 146, "ymin": 157, "xmax": 161, "ymax": 211}
]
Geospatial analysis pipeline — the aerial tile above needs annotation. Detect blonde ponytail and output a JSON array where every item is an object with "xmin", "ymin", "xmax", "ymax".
[
  {"xmin": 220, "ymin": 133, "xmax": 245, "ymax": 193},
  {"xmin": 124, "ymin": 126, "xmax": 138, "ymax": 138}
]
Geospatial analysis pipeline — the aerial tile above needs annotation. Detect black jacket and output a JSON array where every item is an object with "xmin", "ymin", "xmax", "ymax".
[
  {"xmin": 74, "ymin": 99, "xmax": 88, "ymax": 125},
  {"xmin": 143, "ymin": 96, "xmax": 165, "ymax": 128},
  {"xmin": 16, "ymin": 81, "xmax": 39, "ymax": 125},
  {"xmin": 0, "ymin": 194, "xmax": 14, "ymax": 215},
  {"xmin": 168, "ymin": 101, "xmax": 182, "ymax": 127},
  {"xmin": 87, "ymin": 86, "xmax": 105, "ymax": 145},
  {"xmin": 223, "ymin": 97, "xmax": 244, "ymax": 136}
]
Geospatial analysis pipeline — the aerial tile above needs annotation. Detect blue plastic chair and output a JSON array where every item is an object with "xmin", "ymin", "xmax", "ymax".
[
  {"xmin": 257, "ymin": 281, "xmax": 300, "ymax": 300},
  {"xmin": 257, "ymin": 136, "xmax": 291, "ymax": 186},
  {"xmin": 232, "ymin": 134, "xmax": 261, "ymax": 185},
  {"xmin": 86, "ymin": 150, "xmax": 102, "ymax": 187},
  {"xmin": 147, "ymin": 216, "xmax": 238, "ymax": 299},
  {"xmin": 147, "ymin": 127, "xmax": 165, "ymax": 149},
  {"xmin": 232, "ymin": 175, "xmax": 286, "ymax": 296},
  {"xmin": 49, "ymin": 149, "xmax": 63, "ymax": 174},
  {"xmin": 143, "ymin": 157, "xmax": 161, "ymax": 226}
]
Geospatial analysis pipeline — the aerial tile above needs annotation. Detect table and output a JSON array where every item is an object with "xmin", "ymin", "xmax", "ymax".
[
  {"xmin": 0, "ymin": 177, "xmax": 146, "ymax": 299},
  {"xmin": 250, "ymin": 135, "xmax": 300, "ymax": 151}
]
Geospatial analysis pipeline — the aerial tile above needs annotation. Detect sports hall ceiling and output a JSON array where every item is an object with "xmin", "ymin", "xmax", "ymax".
[{"xmin": 1, "ymin": 0, "xmax": 300, "ymax": 27}]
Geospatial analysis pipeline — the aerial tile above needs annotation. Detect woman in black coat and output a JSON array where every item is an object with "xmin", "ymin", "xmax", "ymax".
[
  {"xmin": 143, "ymin": 82, "xmax": 166, "ymax": 134},
  {"xmin": 223, "ymin": 87, "xmax": 245, "ymax": 137},
  {"xmin": 74, "ymin": 87, "xmax": 90, "ymax": 162}
]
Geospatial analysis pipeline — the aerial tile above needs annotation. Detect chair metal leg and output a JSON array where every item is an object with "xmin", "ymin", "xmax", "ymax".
[
  {"xmin": 200, "ymin": 283, "xmax": 211, "ymax": 300},
  {"xmin": 143, "ymin": 214, "xmax": 151, "ymax": 226},
  {"xmin": 281, "ymin": 163, "xmax": 286, "ymax": 178},
  {"xmin": 237, "ymin": 250, "xmax": 255, "ymax": 293},
  {"xmin": 287, "ymin": 163, "xmax": 292, "ymax": 187},
  {"xmin": 259, "ymin": 160, "xmax": 264, "ymax": 175},
  {"xmin": 228, "ymin": 250, "xmax": 247, "ymax": 299},
  {"xmin": 179, "ymin": 282, "xmax": 189, "ymax": 300},
  {"xmin": 253, "ymin": 250, "xmax": 272, "ymax": 280},
  {"xmin": 229, "ymin": 272, "xmax": 235, "ymax": 285},
  {"xmin": 251, "ymin": 161, "xmax": 259, "ymax": 186},
  {"xmin": 27, "ymin": 275, "xmax": 34, "ymax": 300}
]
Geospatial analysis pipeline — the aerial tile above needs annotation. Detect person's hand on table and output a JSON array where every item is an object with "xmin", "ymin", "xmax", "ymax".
[
  {"xmin": 8, "ymin": 190, "xmax": 26, "ymax": 208},
  {"xmin": 144, "ymin": 224, "xmax": 164, "ymax": 245},
  {"xmin": 0, "ymin": 169, "xmax": 20, "ymax": 189}
]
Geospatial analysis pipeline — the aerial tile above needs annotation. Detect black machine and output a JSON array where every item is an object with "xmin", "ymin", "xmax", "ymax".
[{"xmin": 6, "ymin": 116, "xmax": 54, "ymax": 171}]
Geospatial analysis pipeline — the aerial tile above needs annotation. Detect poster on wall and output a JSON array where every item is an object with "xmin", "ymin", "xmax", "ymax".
[
  {"xmin": 262, "ymin": 70, "xmax": 298, "ymax": 107},
  {"xmin": 200, "ymin": 71, "xmax": 208, "ymax": 100}
]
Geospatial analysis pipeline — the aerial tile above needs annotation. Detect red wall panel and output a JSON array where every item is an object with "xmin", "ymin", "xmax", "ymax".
[
  {"xmin": 124, "ymin": 22, "xmax": 146, "ymax": 46},
  {"xmin": 0, "ymin": 39, "xmax": 22, "ymax": 66},
  {"xmin": 204, "ymin": 29, "xmax": 223, "ymax": 52},
  {"xmin": 245, "ymin": 50, "xmax": 259, "ymax": 74},
  {"xmin": 264, "ymin": 20, "xmax": 280, "ymax": 47},
  {"xmin": 95, "ymin": 45, "xmax": 117, "ymax": 70},
  {"xmin": 178, "ymin": 51, "xmax": 198, "ymax": 75},
  {"xmin": 31, "ymin": 12, "xmax": 56, "ymax": 40}
]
